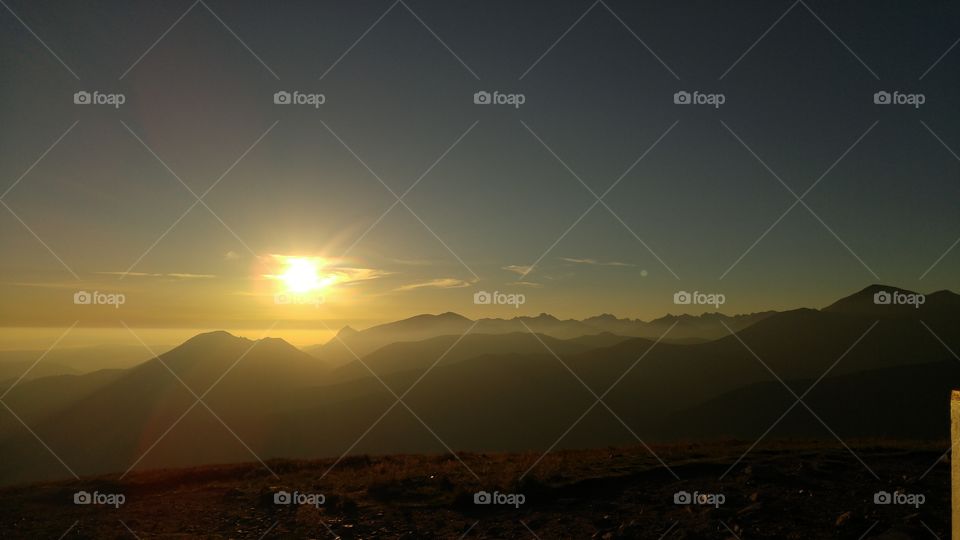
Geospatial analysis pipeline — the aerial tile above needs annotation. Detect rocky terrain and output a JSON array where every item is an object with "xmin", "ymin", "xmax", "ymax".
[{"xmin": 0, "ymin": 440, "xmax": 948, "ymax": 539}]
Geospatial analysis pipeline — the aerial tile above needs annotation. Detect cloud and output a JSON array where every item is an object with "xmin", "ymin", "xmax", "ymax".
[
  {"xmin": 508, "ymin": 281, "xmax": 544, "ymax": 288},
  {"xmin": 8, "ymin": 281, "xmax": 81, "ymax": 289},
  {"xmin": 332, "ymin": 267, "xmax": 391, "ymax": 284},
  {"xmin": 95, "ymin": 272, "xmax": 216, "ymax": 279},
  {"xmin": 386, "ymin": 257, "xmax": 445, "ymax": 266},
  {"xmin": 559, "ymin": 257, "xmax": 634, "ymax": 267},
  {"xmin": 261, "ymin": 254, "xmax": 389, "ymax": 288},
  {"xmin": 224, "ymin": 251, "xmax": 241, "ymax": 260},
  {"xmin": 395, "ymin": 278, "xmax": 473, "ymax": 292},
  {"xmin": 502, "ymin": 264, "xmax": 532, "ymax": 275}
]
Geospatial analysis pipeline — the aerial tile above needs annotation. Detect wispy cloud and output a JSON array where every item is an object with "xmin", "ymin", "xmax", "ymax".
[
  {"xmin": 503, "ymin": 264, "xmax": 533, "ymax": 275},
  {"xmin": 395, "ymin": 278, "xmax": 473, "ymax": 292},
  {"xmin": 96, "ymin": 272, "xmax": 216, "ymax": 279},
  {"xmin": 261, "ymin": 254, "xmax": 389, "ymax": 287},
  {"xmin": 386, "ymin": 257, "xmax": 447, "ymax": 266},
  {"xmin": 508, "ymin": 281, "xmax": 544, "ymax": 288},
  {"xmin": 559, "ymin": 257, "xmax": 634, "ymax": 267},
  {"xmin": 9, "ymin": 281, "xmax": 82, "ymax": 289}
]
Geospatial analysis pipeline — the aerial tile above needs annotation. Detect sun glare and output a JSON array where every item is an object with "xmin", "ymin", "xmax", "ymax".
[{"xmin": 278, "ymin": 257, "xmax": 323, "ymax": 293}]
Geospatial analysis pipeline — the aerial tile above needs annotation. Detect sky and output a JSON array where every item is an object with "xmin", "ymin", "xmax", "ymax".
[{"xmin": 1, "ymin": 0, "xmax": 959, "ymax": 347}]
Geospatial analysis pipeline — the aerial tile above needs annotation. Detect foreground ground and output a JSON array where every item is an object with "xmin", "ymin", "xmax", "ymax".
[{"xmin": 0, "ymin": 440, "xmax": 949, "ymax": 539}]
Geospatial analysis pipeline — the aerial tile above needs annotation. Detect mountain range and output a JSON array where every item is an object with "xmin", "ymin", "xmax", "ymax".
[{"xmin": 0, "ymin": 284, "xmax": 957, "ymax": 486}]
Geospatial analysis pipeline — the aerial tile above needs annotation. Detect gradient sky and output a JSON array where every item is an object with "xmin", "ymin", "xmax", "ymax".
[{"xmin": 2, "ymin": 1, "xmax": 959, "ymax": 346}]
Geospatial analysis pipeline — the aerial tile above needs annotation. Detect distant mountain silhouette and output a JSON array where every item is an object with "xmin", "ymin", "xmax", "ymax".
[
  {"xmin": 0, "ymin": 361, "xmax": 77, "ymax": 385},
  {"xmin": 1, "ymin": 285, "xmax": 958, "ymax": 486},
  {"xmin": 307, "ymin": 312, "xmax": 474, "ymax": 367},
  {"xmin": 0, "ymin": 344, "xmax": 153, "ymax": 377},
  {"xmin": 0, "ymin": 332, "xmax": 326, "ymax": 485},
  {"xmin": 585, "ymin": 311, "xmax": 776, "ymax": 341},
  {"xmin": 663, "ymin": 359, "xmax": 960, "ymax": 440},
  {"xmin": 328, "ymin": 331, "xmax": 616, "ymax": 387},
  {"xmin": 306, "ymin": 310, "xmax": 775, "ymax": 366},
  {"xmin": 824, "ymin": 284, "xmax": 960, "ymax": 321}
]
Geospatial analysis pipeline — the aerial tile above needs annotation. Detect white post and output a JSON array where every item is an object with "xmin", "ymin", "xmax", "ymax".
[{"xmin": 952, "ymin": 390, "xmax": 960, "ymax": 540}]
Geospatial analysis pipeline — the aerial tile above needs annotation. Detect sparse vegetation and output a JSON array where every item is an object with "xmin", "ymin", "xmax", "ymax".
[{"xmin": 0, "ymin": 440, "xmax": 948, "ymax": 538}]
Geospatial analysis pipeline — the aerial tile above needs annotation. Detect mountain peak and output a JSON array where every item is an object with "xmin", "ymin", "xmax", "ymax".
[
  {"xmin": 585, "ymin": 313, "xmax": 621, "ymax": 322},
  {"xmin": 400, "ymin": 312, "xmax": 471, "ymax": 324},
  {"xmin": 336, "ymin": 325, "xmax": 359, "ymax": 337},
  {"xmin": 181, "ymin": 330, "xmax": 248, "ymax": 347},
  {"xmin": 436, "ymin": 311, "xmax": 471, "ymax": 321},
  {"xmin": 256, "ymin": 335, "xmax": 295, "ymax": 346},
  {"xmin": 521, "ymin": 313, "xmax": 558, "ymax": 322},
  {"xmin": 823, "ymin": 284, "xmax": 923, "ymax": 315}
]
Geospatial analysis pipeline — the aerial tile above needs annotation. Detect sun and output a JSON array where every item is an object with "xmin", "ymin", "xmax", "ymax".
[
  {"xmin": 278, "ymin": 257, "xmax": 322, "ymax": 293},
  {"xmin": 265, "ymin": 255, "xmax": 341, "ymax": 298}
]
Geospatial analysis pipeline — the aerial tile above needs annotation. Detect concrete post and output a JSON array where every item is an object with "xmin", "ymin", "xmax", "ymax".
[{"xmin": 952, "ymin": 390, "xmax": 960, "ymax": 539}]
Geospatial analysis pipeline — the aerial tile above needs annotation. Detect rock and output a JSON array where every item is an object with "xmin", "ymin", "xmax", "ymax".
[
  {"xmin": 737, "ymin": 502, "xmax": 762, "ymax": 515},
  {"xmin": 834, "ymin": 511, "xmax": 851, "ymax": 527}
]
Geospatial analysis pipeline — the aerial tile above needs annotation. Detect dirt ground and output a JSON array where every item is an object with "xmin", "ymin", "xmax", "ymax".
[{"xmin": 0, "ymin": 440, "xmax": 949, "ymax": 539}]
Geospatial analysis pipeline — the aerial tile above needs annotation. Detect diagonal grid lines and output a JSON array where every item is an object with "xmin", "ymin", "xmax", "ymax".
[
  {"xmin": 519, "ymin": 120, "xmax": 680, "ymax": 279},
  {"xmin": 319, "ymin": 0, "xmax": 479, "ymax": 80},
  {"xmin": 0, "ymin": 324, "xmax": 80, "ymax": 479},
  {"xmin": 720, "ymin": 0, "xmax": 878, "ymax": 80},
  {"xmin": 518, "ymin": 319, "xmax": 680, "ymax": 480},
  {"xmin": 119, "ymin": 120, "xmax": 278, "ymax": 278},
  {"xmin": 0, "ymin": 0, "xmax": 79, "ymax": 79},
  {"xmin": 917, "ymin": 320, "xmax": 960, "ymax": 480},
  {"xmin": 317, "ymin": 319, "xmax": 481, "ymax": 481},
  {"xmin": 120, "ymin": 0, "xmax": 279, "ymax": 80},
  {"xmin": 717, "ymin": 319, "xmax": 879, "ymax": 480},
  {"xmin": 119, "ymin": 322, "xmax": 281, "ymax": 479},
  {"xmin": 917, "ymin": 121, "xmax": 960, "ymax": 279},
  {"xmin": 320, "ymin": 120, "xmax": 480, "ymax": 280},
  {"xmin": 719, "ymin": 120, "xmax": 879, "ymax": 280},
  {"xmin": 519, "ymin": 0, "xmax": 679, "ymax": 80},
  {"xmin": 1, "ymin": 121, "xmax": 81, "ymax": 280}
]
